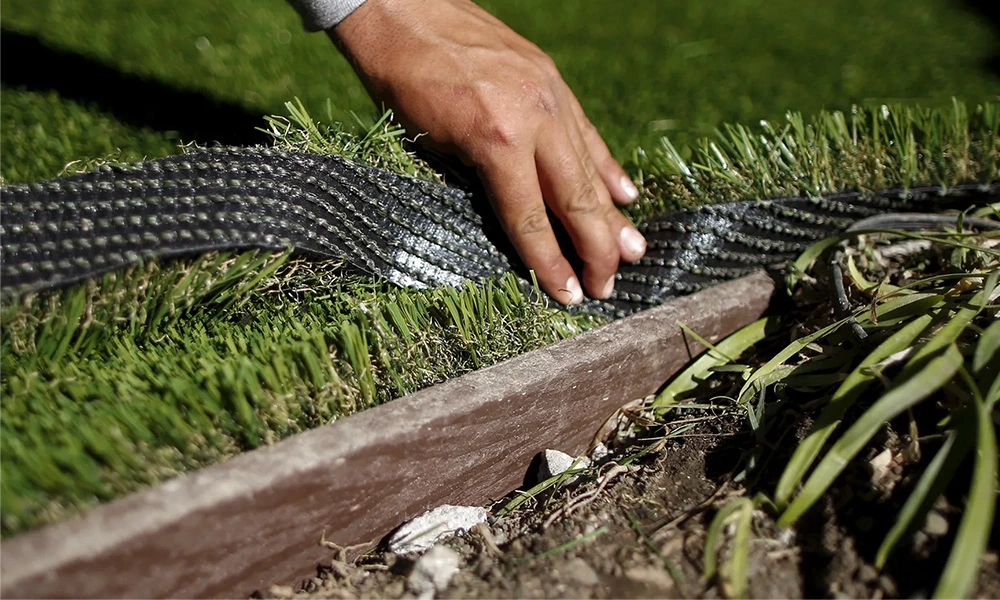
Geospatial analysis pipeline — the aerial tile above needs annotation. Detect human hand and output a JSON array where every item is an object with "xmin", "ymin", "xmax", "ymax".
[{"xmin": 329, "ymin": 0, "xmax": 645, "ymax": 304}]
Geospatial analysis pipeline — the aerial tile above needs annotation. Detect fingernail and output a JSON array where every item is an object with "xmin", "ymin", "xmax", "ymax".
[
  {"xmin": 564, "ymin": 276, "xmax": 584, "ymax": 304},
  {"xmin": 601, "ymin": 274, "xmax": 615, "ymax": 299},
  {"xmin": 620, "ymin": 176, "xmax": 639, "ymax": 201},
  {"xmin": 621, "ymin": 227, "xmax": 646, "ymax": 257}
]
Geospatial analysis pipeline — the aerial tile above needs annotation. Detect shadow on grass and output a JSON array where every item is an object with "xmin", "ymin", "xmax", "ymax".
[
  {"xmin": 961, "ymin": 0, "xmax": 1000, "ymax": 77},
  {"xmin": 0, "ymin": 28, "xmax": 268, "ymax": 146}
]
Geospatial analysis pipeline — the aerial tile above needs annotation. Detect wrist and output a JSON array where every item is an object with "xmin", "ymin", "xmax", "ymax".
[
  {"xmin": 328, "ymin": 0, "xmax": 389, "ymax": 58},
  {"xmin": 328, "ymin": 0, "xmax": 426, "ymax": 97},
  {"xmin": 289, "ymin": 0, "xmax": 369, "ymax": 32}
]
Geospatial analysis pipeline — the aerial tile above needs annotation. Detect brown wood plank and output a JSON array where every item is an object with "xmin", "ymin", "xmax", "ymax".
[{"xmin": 0, "ymin": 272, "xmax": 776, "ymax": 599}]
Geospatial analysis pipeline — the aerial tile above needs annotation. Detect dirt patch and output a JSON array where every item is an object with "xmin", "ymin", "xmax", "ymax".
[{"xmin": 259, "ymin": 399, "xmax": 1000, "ymax": 599}]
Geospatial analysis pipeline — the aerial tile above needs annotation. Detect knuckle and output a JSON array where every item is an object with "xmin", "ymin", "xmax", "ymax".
[
  {"xmin": 516, "ymin": 206, "xmax": 551, "ymax": 237},
  {"xmin": 519, "ymin": 80, "xmax": 559, "ymax": 117},
  {"xmin": 479, "ymin": 114, "xmax": 521, "ymax": 149},
  {"xmin": 468, "ymin": 87, "xmax": 525, "ymax": 150},
  {"xmin": 563, "ymin": 179, "xmax": 601, "ymax": 215},
  {"xmin": 524, "ymin": 43, "xmax": 556, "ymax": 70},
  {"xmin": 538, "ymin": 53, "xmax": 559, "ymax": 75}
]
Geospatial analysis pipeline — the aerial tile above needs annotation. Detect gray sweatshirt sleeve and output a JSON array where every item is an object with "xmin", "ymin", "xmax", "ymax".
[{"xmin": 286, "ymin": 0, "xmax": 368, "ymax": 31}]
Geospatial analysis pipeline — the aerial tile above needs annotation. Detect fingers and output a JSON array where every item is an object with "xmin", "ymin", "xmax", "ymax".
[
  {"xmin": 567, "ymin": 93, "xmax": 640, "ymax": 206},
  {"xmin": 331, "ymin": 0, "xmax": 644, "ymax": 304},
  {"xmin": 560, "ymin": 108, "xmax": 647, "ymax": 263},
  {"xmin": 477, "ymin": 158, "xmax": 585, "ymax": 305},
  {"xmin": 535, "ymin": 141, "xmax": 617, "ymax": 298},
  {"xmin": 473, "ymin": 100, "xmax": 646, "ymax": 304},
  {"xmin": 613, "ymin": 209, "xmax": 647, "ymax": 263}
]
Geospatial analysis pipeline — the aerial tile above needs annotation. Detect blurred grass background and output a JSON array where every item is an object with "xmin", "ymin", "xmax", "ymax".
[{"xmin": 2, "ymin": 0, "xmax": 998, "ymax": 182}]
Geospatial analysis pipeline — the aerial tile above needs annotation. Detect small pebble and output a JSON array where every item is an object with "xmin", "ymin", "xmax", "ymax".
[
  {"xmin": 590, "ymin": 442, "xmax": 610, "ymax": 462},
  {"xmin": 564, "ymin": 557, "xmax": 601, "ymax": 586},
  {"xmin": 924, "ymin": 511, "xmax": 949, "ymax": 536},
  {"xmin": 407, "ymin": 545, "xmax": 461, "ymax": 599},
  {"xmin": 858, "ymin": 564, "xmax": 878, "ymax": 583},
  {"xmin": 389, "ymin": 505, "xmax": 487, "ymax": 555},
  {"xmin": 868, "ymin": 448, "xmax": 893, "ymax": 484}
]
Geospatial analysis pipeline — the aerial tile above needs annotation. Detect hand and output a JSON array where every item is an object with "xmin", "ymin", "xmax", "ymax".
[{"xmin": 329, "ymin": 0, "xmax": 646, "ymax": 304}]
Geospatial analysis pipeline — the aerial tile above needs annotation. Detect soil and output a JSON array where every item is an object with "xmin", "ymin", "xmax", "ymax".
[
  {"xmin": 258, "ymin": 400, "xmax": 1000, "ymax": 599},
  {"xmin": 258, "ymin": 233, "xmax": 1000, "ymax": 599}
]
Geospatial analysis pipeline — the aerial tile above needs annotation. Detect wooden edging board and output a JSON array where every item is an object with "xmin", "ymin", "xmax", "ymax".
[{"xmin": 0, "ymin": 272, "xmax": 776, "ymax": 599}]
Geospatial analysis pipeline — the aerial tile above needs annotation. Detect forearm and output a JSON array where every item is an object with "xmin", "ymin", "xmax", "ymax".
[{"xmin": 285, "ymin": 0, "xmax": 367, "ymax": 31}]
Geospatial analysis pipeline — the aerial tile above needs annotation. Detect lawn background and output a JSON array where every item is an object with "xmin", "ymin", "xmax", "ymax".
[{"xmin": 2, "ymin": 0, "xmax": 998, "ymax": 182}]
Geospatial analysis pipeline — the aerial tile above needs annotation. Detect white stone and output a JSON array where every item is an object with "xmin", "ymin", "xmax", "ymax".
[
  {"xmin": 590, "ymin": 442, "xmax": 610, "ymax": 463},
  {"xmin": 389, "ymin": 505, "xmax": 487, "ymax": 555},
  {"xmin": 407, "ymin": 545, "xmax": 461, "ymax": 599},
  {"xmin": 924, "ymin": 511, "xmax": 949, "ymax": 537},
  {"xmin": 869, "ymin": 448, "xmax": 894, "ymax": 484},
  {"xmin": 539, "ymin": 449, "xmax": 591, "ymax": 482}
]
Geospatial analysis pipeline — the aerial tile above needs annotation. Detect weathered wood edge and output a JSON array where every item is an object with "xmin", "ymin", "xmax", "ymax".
[{"xmin": 0, "ymin": 272, "xmax": 776, "ymax": 599}]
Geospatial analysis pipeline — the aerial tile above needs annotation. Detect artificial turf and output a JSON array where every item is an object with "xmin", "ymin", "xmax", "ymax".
[
  {"xmin": 2, "ymin": 100, "xmax": 997, "ymax": 536},
  {"xmin": 1, "ymin": 0, "xmax": 998, "ymax": 536}
]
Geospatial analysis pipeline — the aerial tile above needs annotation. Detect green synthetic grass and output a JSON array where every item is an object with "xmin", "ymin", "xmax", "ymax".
[
  {"xmin": 0, "ymin": 111, "xmax": 596, "ymax": 535},
  {"xmin": 0, "ymin": 89, "xmax": 179, "ymax": 184},
  {"xmin": 630, "ymin": 99, "xmax": 1000, "ymax": 220},
  {"xmin": 1, "ymin": 101, "xmax": 997, "ymax": 538},
  {"xmin": 2, "ymin": 0, "xmax": 999, "ymax": 182}
]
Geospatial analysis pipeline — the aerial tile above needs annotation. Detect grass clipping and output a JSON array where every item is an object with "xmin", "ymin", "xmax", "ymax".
[{"xmin": 1, "ymin": 100, "xmax": 998, "ymax": 538}]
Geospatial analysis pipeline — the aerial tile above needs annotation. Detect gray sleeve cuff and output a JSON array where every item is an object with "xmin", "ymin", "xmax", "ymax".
[{"xmin": 287, "ymin": 0, "xmax": 368, "ymax": 31}]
